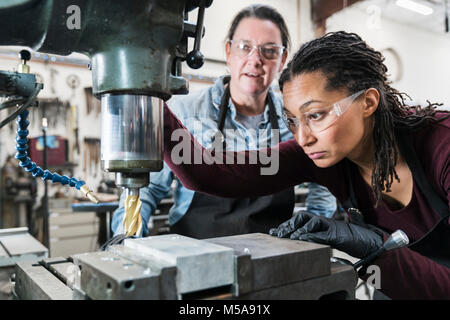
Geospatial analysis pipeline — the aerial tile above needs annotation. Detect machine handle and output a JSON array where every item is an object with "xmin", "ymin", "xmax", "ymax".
[{"xmin": 186, "ymin": 0, "xmax": 206, "ymax": 69}]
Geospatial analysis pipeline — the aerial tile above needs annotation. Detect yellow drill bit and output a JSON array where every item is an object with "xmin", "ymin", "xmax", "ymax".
[{"xmin": 123, "ymin": 188, "xmax": 143, "ymax": 236}]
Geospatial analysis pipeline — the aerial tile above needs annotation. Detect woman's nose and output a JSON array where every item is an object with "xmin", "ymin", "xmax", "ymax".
[
  {"xmin": 296, "ymin": 124, "xmax": 315, "ymax": 147},
  {"xmin": 247, "ymin": 47, "xmax": 263, "ymax": 64}
]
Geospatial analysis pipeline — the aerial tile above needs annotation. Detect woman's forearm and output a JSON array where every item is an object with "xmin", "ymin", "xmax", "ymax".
[{"xmin": 163, "ymin": 103, "xmax": 309, "ymax": 197}]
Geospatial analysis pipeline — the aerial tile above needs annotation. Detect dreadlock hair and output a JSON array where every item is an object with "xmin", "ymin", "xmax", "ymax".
[{"xmin": 279, "ymin": 31, "xmax": 449, "ymax": 207}]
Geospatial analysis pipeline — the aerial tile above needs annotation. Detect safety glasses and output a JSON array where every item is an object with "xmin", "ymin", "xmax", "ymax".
[
  {"xmin": 282, "ymin": 90, "xmax": 366, "ymax": 134},
  {"xmin": 228, "ymin": 39, "xmax": 285, "ymax": 60}
]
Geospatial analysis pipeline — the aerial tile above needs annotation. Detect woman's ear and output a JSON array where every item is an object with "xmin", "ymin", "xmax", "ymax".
[
  {"xmin": 225, "ymin": 41, "xmax": 232, "ymax": 65},
  {"xmin": 278, "ymin": 50, "xmax": 288, "ymax": 73},
  {"xmin": 363, "ymin": 88, "xmax": 380, "ymax": 118}
]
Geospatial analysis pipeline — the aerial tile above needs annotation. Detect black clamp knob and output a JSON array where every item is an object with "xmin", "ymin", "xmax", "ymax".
[
  {"xmin": 18, "ymin": 49, "xmax": 32, "ymax": 74},
  {"xmin": 186, "ymin": 50, "xmax": 204, "ymax": 69},
  {"xmin": 19, "ymin": 50, "xmax": 31, "ymax": 62},
  {"xmin": 186, "ymin": 1, "xmax": 206, "ymax": 69}
]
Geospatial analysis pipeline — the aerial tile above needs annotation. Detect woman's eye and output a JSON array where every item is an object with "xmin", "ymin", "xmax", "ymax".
[
  {"xmin": 306, "ymin": 112, "xmax": 326, "ymax": 121},
  {"xmin": 262, "ymin": 48, "xmax": 276, "ymax": 55},
  {"xmin": 288, "ymin": 119, "xmax": 300, "ymax": 130},
  {"xmin": 239, "ymin": 44, "xmax": 251, "ymax": 51}
]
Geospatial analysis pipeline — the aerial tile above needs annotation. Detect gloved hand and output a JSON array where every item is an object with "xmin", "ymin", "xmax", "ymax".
[{"xmin": 269, "ymin": 212, "xmax": 383, "ymax": 259}]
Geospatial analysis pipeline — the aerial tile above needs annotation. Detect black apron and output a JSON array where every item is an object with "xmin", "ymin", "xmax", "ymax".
[
  {"xmin": 342, "ymin": 129, "xmax": 450, "ymax": 268},
  {"xmin": 170, "ymin": 77, "xmax": 295, "ymax": 239}
]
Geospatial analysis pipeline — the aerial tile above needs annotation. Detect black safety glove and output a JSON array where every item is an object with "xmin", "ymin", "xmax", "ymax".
[{"xmin": 269, "ymin": 212, "xmax": 383, "ymax": 259}]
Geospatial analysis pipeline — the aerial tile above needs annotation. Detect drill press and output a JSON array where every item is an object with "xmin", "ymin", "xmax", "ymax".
[
  {"xmin": 1, "ymin": 3, "xmax": 360, "ymax": 301},
  {"xmin": 0, "ymin": 0, "xmax": 212, "ymax": 236}
]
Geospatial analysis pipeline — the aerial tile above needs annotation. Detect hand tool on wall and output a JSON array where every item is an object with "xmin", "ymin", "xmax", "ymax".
[
  {"xmin": 67, "ymin": 75, "xmax": 81, "ymax": 155},
  {"xmin": 71, "ymin": 104, "xmax": 79, "ymax": 155},
  {"xmin": 49, "ymin": 68, "xmax": 58, "ymax": 95},
  {"xmin": 83, "ymin": 138, "xmax": 100, "ymax": 178}
]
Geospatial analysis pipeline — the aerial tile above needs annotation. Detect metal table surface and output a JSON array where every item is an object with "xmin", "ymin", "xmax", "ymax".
[{"xmin": 71, "ymin": 202, "xmax": 119, "ymax": 242}]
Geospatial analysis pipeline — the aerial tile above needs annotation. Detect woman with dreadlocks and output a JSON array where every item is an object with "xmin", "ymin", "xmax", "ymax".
[{"xmin": 161, "ymin": 31, "xmax": 450, "ymax": 299}]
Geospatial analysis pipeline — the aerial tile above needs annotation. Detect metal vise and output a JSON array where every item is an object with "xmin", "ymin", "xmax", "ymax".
[{"xmin": 13, "ymin": 233, "xmax": 357, "ymax": 300}]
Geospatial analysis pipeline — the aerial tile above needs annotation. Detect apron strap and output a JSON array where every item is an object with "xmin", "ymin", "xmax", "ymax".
[
  {"xmin": 395, "ymin": 129, "xmax": 449, "ymax": 219},
  {"xmin": 266, "ymin": 92, "xmax": 280, "ymax": 132},
  {"xmin": 216, "ymin": 76, "xmax": 231, "ymax": 136}
]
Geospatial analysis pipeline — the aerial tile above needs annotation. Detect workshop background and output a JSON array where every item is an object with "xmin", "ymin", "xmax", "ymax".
[{"xmin": 0, "ymin": 0, "xmax": 449, "ymax": 299}]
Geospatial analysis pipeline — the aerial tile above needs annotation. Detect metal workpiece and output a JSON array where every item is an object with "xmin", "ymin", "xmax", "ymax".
[
  {"xmin": 42, "ymin": 259, "xmax": 80, "ymax": 289},
  {"xmin": 205, "ymin": 233, "xmax": 332, "ymax": 296},
  {"xmin": 123, "ymin": 234, "xmax": 235, "ymax": 295},
  {"xmin": 106, "ymin": 245, "xmax": 178, "ymax": 299}
]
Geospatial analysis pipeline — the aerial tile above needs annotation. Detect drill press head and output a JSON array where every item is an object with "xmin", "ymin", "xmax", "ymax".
[{"xmin": 0, "ymin": 0, "xmax": 212, "ymax": 194}]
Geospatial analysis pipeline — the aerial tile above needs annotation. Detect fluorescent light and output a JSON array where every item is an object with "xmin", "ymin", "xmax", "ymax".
[{"xmin": 396, "ymin": 0, "xmax": 434, "ymax": 15}]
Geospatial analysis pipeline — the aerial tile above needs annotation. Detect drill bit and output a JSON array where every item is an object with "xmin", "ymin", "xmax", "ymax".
[{"xmin": 123, "ymin": 188, "xmax": 143, "ymax": 236}]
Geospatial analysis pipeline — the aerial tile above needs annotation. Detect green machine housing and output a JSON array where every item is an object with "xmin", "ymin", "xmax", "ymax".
[{"xmin": 0, "ymin": 0, "xmax": 212, "ymax": 192}]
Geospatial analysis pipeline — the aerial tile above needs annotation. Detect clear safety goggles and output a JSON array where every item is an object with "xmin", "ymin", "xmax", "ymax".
[
  {"xmin": 228, "ymin": 39, "xmax": 285, "ymax": 60},
  {"xmin": 282, "ymin": 89, "xmax": 366, "ymax": 134}
]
